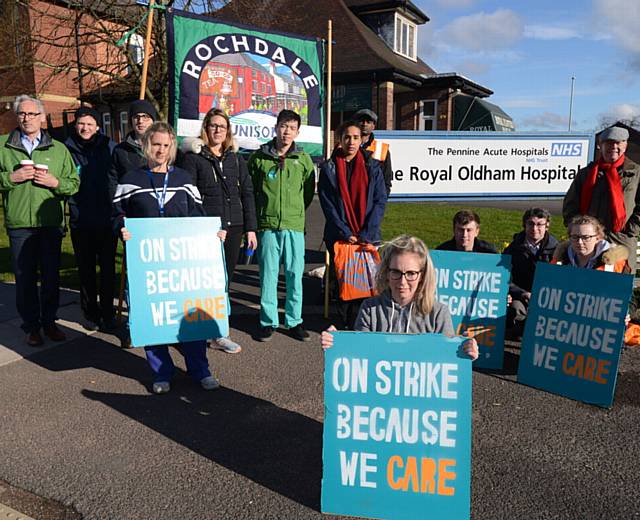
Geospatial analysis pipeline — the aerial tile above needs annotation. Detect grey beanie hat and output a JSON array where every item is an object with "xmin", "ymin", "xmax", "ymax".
[{"xmin": 599, "ymin": 126, "xmax": 629, "ymax": 142}]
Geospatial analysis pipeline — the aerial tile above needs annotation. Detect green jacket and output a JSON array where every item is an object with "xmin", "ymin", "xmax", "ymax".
[
  {"xmin": 248, "ymin": 139, "xmax": 315, "ymax": 232},
  {"xmin": 0, "ymin": 129, "xmax": 79, "ymax": 229}
]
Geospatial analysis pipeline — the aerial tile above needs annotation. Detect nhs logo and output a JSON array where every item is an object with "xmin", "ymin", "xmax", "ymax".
[{"xmin": 551, "ymin": 142, "xmax": 583, "ymax": 156}]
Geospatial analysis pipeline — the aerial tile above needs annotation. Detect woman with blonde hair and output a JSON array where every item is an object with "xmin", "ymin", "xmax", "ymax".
[
  {"xmin": 113, "ymin": 121, "xmax": 219, "ymax": 394},
  {"xmin": 178, "ymin": 108, "xmax": 257, "ymax": 354},
  {"xmin": 321, "ymin": 234, "xmax": 479, "ymax": 359}
]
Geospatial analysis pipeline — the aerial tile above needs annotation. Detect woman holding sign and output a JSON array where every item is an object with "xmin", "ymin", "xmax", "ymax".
[
  {"xmin": 178, "ymin": 109, "xmax": 257, "ymax": 354},
  {"xmin": 321, "ymin": 235, "xmax": 479, "ymax": 360},
  {"xmin": 318, "ymin": 120, "xmax": 388, "ymax": 329},
  {"xmin": 113, "ymin": 121, "xmax": 219, "ymax": 395},
  {"xmin": 553, "ymin": 215, "xmax": 631, "ymax": 273}
]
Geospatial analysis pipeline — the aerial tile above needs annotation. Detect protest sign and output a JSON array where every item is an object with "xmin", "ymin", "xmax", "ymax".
[
  {"xmin": 322, "ymin": 332, "xmax": 472, "ymax": 520},
  {"xmin": 167, "ymin": 11, "xmax": 324, "ymax": 157},
  {"xmin": 374, "ymin": 131, "xmax": 594, "ymax": 200},
  {"xmin": 517, "ymin": 263, "xmax": 633, "ymax": 408},
  {"xmin": 125, "ymin": 217, "xmax": 228, "ymax": 347},
  {"xmin": 431, "ymin": 250, "xmax": 511, "ymax": 369}
]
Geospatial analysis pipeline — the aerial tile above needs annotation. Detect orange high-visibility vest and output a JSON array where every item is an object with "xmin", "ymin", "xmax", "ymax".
[{"xmin": 366, "ymin": 139, "xmax": 389, "ymax": 162}]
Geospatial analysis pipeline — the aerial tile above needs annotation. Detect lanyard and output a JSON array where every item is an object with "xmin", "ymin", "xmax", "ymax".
[{"xmin": 146, "ymin": 168, "xmax": 170, "ymax": 217}]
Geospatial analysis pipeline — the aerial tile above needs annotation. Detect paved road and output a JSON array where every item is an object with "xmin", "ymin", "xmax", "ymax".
[{"xmin": 1, "ymin": 198, "xmax": 639, "ymax": 519}]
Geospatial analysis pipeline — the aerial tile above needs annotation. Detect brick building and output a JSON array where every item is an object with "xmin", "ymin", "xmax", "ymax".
[
  {"xmin": 0, "ymin": 0, "xmax": 142, "ymax": 141},
  {"xmin": 216, "ymin": 0, "xmax": 514, "ymax": 132}
]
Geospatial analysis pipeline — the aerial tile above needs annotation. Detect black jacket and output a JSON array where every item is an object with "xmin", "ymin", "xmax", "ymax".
[
  {"xmin": 178, "ymin": 144, "xmax": 257, "ymax": 232},
  {"xmin": 65, "ymin": 132, "xmax": 116, "ymax": 229},
  {"xmin": 108, "ymin": 133, "xmax": 146, "ymax": 200},
  {"xmin": 436, "ymin": 237, "xmax": 497, "ymax": 253},
  {"xmin": 504, "ymin": 231, "xmax": 558, "ymax": 299}
]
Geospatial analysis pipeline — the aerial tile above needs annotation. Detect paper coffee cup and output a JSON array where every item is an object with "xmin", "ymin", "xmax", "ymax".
[
  {"xmin": 20, "ymin": 160, "xmax": 34, "ymax": 166},
  {"xmin": 35, "ymin": 164, "xmax": 48, "ymax": 172}
]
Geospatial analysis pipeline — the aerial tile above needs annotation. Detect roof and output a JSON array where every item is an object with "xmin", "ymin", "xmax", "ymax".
[
  {"xmin": 421, "ymin": 72, "xmax": 493, "ymax": 98},
  {"xmin": 214, "ymin": 0, "xmax": 435, "ymax": 84},
  {"xmin": 344, "ymin": 0, "xmax": 429, "ymax": 24}
]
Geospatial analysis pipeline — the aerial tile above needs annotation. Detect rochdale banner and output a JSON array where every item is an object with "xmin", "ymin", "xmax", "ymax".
[
  {"xmin": 322, "ymin": 332, "xmax": 472, "ymax": 520},
  {"xmin": 517, "ymin": 263, "xmax": 633, "ymax": 408},
  {"xmin": 431, "ymin": 250, "xmax": 511, "ymax": 370},
  {"xmin": 125, "ymin": 217, "xmax": 228, "ymax": 347},
  {"xmin": 167, "ymin": 10, "xmax": 324, "ymax": 157},
  {"xmin": 375, "ymin": 131, "xmax": 594, "ymax": 200}
]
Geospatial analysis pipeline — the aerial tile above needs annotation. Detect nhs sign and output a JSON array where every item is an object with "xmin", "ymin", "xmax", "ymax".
[{"xmin": 551, "ymin": 142, "xmax": 583, "ymax": 156}]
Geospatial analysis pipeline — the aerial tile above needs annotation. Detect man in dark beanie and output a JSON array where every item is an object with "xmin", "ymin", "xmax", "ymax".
[
  {"xmin": 563, "ymin": 126, "xmax": 640, "ymax": 269},
  {"xmin": 353, "ymin": 108, "xmax": 393, "ymax": 195},
  {"xmin": 108, "ymin": 99, "xmax": 158, "ymax": 197},
  {"xmin": 65, "ymin": 106, "xmax": 117, "ymax": 330}
]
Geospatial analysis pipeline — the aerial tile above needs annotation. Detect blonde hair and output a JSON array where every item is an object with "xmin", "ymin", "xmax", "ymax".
[
  {"xmin": 376, "ymin": 235, "xmax": 436, "ymax": 315},
  {"xmin": 568, "ymin": 214, "xmax": 605, "ymax": 239},
  {"xmin": 142, "ymin": 122, "xmax": 177, "ymax": 166},
  {"xmin": 200, "ymin": 108, "xmax": 234, "ymax": 152}
]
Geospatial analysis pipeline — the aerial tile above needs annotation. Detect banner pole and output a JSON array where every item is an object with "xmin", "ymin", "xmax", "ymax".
[
  {"xmin": 138, "ymin": 0, "xmax": 156, "ymax": 100},
  {"xmin": 323, "ymin": 20, "xmax": 333, "ymax": 319}
]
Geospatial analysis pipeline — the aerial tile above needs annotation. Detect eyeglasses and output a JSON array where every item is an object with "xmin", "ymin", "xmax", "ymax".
[
  {"xmin": 525, "ymin": 221, "xmax": 548, "ymax": 228},
  {"xmin": 388, "ymin": 269, "xmax": 421, "ymax": 281},
  {"xmin": 569, "ymin": 234, "xmax": 597, "ymax": 242},
  {"xmin": 133, "ymin": 114, "xmax": 151, "ymax": 121},
  {"xmin": 17, "ymin": 112, "xmax": 41, "ymax": 119},
  {"xmin": 207, "ymin": 124, "xmax": 228, "ymax": 131}
]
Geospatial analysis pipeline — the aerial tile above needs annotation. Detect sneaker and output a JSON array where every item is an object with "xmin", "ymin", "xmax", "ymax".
[
  {"xmin": 43, "ymin": 324, "xmax": 66, "ymax": 342},
  {"xmin": 26, "ymin": 330, "xmax": 44, "ymax": 347},
  {"xmin": 82, "ymin": 319, "xmax": 100, "ymax": 332},
  {"xmin": 212, "ymin": 337, "xmax": 242, "ymax": 354},
  {"xmin": 257, "ymin": 326, "xmax": 276, "ymax": 342},
  {"xmin": 152, "ymin": 381, "xmax": 170, "ymax": 394},
  {"xmin": 290, "ymin": 324, "xmax": 310, "ymax": 342},
  {"xmin": 200, "ymin": 375, "xmax": 220, "ymax": 391}
]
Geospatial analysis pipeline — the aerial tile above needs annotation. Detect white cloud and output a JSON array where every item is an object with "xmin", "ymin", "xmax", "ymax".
[
  {"xmin": 499, "ymin": 97, "xmax": 548, "ymax": 109},
  {"xmin": 456, "ymin": 60, "xmax": 489, "ymax": 76},
  {"xmin": 519, "ymin": 112, "xmax": 571, "ymax": 131},
  {"xmin": 599, "ymin": 103, "xmax": 640, "ymax": 122},
  {"xmin": 435, "ymin": 9, "xmax": 524, "ymax": 52},
  {"xmin": 524, "ymin": 24, "xmax": 580, "ymax": 40},
  {"xmin": 593, "ymin": 0, "xmax": 640, "ymax": 68}
]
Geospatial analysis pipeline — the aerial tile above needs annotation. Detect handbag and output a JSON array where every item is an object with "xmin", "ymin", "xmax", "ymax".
[{"xmin": 333, "ymin": 241, "xmax": 381, "ymax": 301}]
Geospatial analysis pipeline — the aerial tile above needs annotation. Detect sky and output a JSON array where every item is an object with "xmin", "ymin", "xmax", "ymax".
[{"xmin": 414, "ymin": 0, "xmax": 640, "ymax": 132}]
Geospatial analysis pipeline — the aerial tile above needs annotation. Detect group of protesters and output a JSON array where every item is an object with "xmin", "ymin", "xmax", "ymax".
[{"xmin": 0, "ymin": 93, "xmax": 636, "ymax": 394}]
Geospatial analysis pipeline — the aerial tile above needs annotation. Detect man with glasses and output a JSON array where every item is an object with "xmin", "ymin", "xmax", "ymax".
[
  {"xmin": 0, "ymin": 95, "xmax": 79, "ymax": 346},
  {"xmin": 563, "ymin": 126, "xmax": 640, "ymax": 269},
  {"xmin": 504, "ymin": 207, "xmax": 558, "ymax": 339},
  {"xmin": 108, "ymin": 99, "xmax": 158, "ymax": 197}
]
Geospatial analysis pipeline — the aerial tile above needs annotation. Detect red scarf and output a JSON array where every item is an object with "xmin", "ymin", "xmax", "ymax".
[
  {"xmin": 580, "ymin": 154, "xmax": 626, "ymax": 232},
  {"xmin": 334, "ymin": 148, "xmax": 369, "ymax": 235}
]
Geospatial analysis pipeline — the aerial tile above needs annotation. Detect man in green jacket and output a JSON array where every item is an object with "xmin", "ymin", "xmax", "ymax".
[
  {"xmin": 248, "ymin": 110, "xmax": 315, "ymax": 342},
  {"xmin": 0, "ymin": 95, "xmax": 79, "ymax": 346}
]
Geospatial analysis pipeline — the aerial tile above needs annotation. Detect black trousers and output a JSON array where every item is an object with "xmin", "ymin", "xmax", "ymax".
[
  {"xmin": 70, "ymin": 227, "xmax": 117, "ymax": 322},
  {"xmin": 223, "ymin": 225, "xmax": 245, "ymax": 286},
  {"xmin": 8, "ymin": 227, "xmax": 63, "ymax": 333}
]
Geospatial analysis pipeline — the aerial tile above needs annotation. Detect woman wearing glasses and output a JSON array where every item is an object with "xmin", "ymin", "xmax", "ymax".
[
  {"xmin": 178, "ymin": 109, "xmax": 257, "ymax": 354},
  {"xmin": 553, "ymin": 214, "xmax": 631, "ymax": 273},
  {"xmin": 321, "ymin": 234, "xmax": 479, "ymax": 360}
]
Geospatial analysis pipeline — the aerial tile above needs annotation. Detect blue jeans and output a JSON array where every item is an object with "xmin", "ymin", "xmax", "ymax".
[
  {"xmin": 144, "ymin": 341, "xmax": 211, "ymax": 383},
  {"xmin": 8, "ymin": 227, "xmax": 64, "ymax": 333}
]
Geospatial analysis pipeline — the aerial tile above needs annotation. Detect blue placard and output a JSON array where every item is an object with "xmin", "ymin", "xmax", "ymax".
[
  {"xmin": 517, "ymin": 263, "xmax": 633, "ymax": 408},
  {"xmin": 125, "ymin": 217, "xmax": 228, "ymax": 347},
  {"xmin": 321, "ymin": 332, "xmax": 472, "ymax": 520},
  {"xmin": 431, "ymin": 250, "xmax": 511, "ymax": 369}
]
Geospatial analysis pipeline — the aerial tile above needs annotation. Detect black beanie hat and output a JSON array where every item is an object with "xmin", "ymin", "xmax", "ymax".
[
  {"xmin": 74, "ymin": 106, "xmax": 100, "ymax": 125},
  {"xmin": 128, "ymin": 99, "xmax": 159, "ymax": 122}
]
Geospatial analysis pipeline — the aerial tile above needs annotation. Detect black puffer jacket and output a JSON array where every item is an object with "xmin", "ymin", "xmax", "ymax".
[
  {"xmin": 108, "ymin": 132, "xmax": 146, "ymax": 200},
  {"xmin": 504, "ymin": 231, "xmax": 559, "ymax": 299},
  {"xmin": 178, "ymin": 138, "xmax": 257, "ymax": 231}
]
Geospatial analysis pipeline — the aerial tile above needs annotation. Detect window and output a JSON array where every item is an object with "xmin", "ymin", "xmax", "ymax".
[
  {"xmin": 252, "ymin": 80, "xmax": 258, "ymax": 92},
  {"xmin": 128, "ymin": 34, "xmax": 144, "ymax": 66},
  {"xmin": 394, "ymin": 14, "xmax": 417, "ymax": 60},
  {"xmin": 119, "ymin": 111, "xmax": 129, "ymax": 140},
  {"xmin": 102, "ymin": 113, "xmax": 112, "ymax": 139},
  {"xmin": 419, "ymin": 100, "xmax": 437, "ymax": 131}
]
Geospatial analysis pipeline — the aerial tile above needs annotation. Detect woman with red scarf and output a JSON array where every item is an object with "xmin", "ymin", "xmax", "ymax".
[
  {"xmin": 319, "ymin": 120, "xmax": 388, "ymax": 327},
  {"xmin": 563, "ymin": 126, "xmax": 640, "ymax": 269}
]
